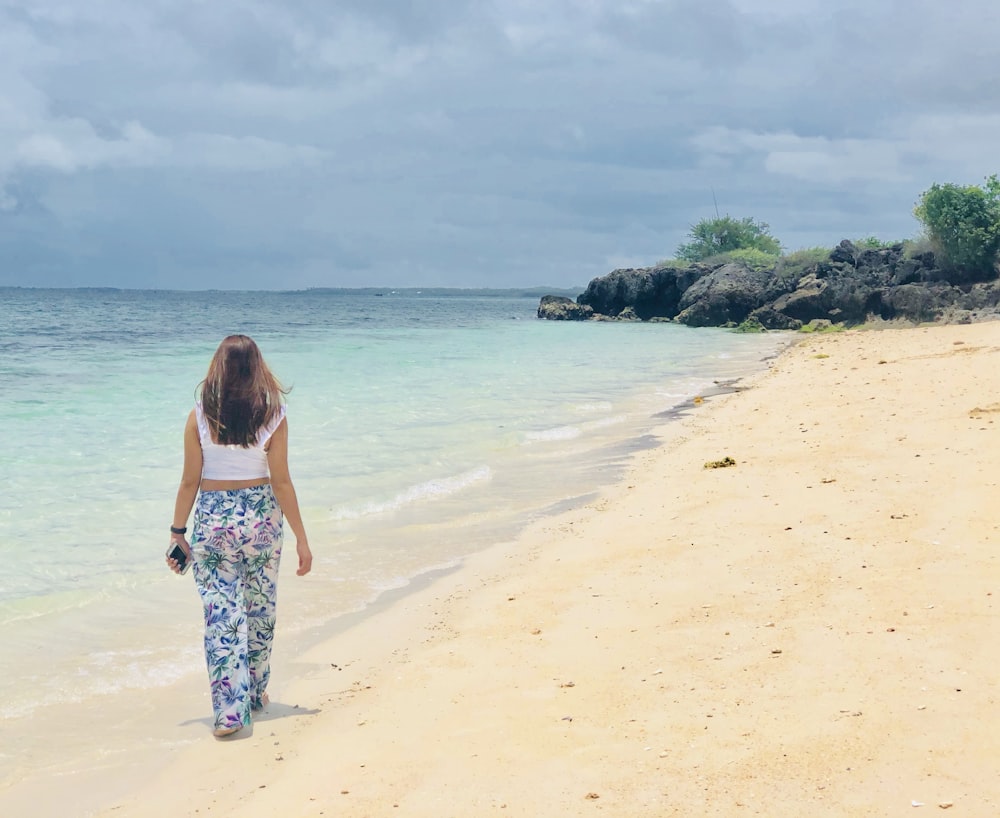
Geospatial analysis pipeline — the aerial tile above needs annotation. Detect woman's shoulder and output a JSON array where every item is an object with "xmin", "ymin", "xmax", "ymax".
[
  {"xmin": 190, "ymin": 403, "xmax": 211, "ymax": 441},
  {"xmin": 259, "ymin": 404, "xmax": 288, "ymax": 444},
  {"xmin": 184, "ymin": 407, "xmax": 199, "ymax": 436}
]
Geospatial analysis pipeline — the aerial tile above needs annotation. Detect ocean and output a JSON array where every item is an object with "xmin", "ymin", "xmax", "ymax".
[{"xmin": 0, "ymin": 287, "xmax": 789, "ymax": 803}]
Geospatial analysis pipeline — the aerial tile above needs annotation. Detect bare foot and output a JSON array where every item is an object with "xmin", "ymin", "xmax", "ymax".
[
  {"xmin": 252, "ymin": 692, "xmax": 270, "ymax": 711},
  {"xmin": 213, "ymin": 724, "xmax": 243, "ymax": 738}
]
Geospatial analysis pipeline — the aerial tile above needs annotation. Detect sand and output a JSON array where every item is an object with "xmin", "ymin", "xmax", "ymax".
[{"xmin": 28, "ymin": 322, "xmax": 1000, "ymax": 816}]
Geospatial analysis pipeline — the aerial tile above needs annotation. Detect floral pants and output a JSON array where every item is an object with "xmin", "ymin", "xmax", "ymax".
[{"xmin": 191, "ymin": 484, "xmax": 283, "ymax": 733}]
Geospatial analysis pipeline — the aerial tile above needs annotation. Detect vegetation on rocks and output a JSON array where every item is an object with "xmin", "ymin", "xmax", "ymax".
[
  {"xmin": 538, "ymin": 174, "xmax": 1000, "ymax": 329},
  {"xmin": 733, "ymin": 316, "xmax": 767, "ymax": 333},
  {"xmin": 914, "ymin": 175, "xmax": 1000, "ymax": 279},
  {"xmin": 676, "ymin": 216, "xmax": 782, "ymax": 262},
  {"xmin": 798, "ymin": 320, "xmax": 848, "ymax": 334},
  {"xmin": 702, "ymin": 247, "xmax": 781, "ymax": 271},
  {"xmin": 774, "ymin": 247, "xmax": 830, "ymax": 281}
]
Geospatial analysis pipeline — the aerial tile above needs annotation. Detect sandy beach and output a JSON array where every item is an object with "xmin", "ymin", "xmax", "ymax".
[{"xmin": 29, "ymin": 322, "xmax": 1000, "ymax": 817}]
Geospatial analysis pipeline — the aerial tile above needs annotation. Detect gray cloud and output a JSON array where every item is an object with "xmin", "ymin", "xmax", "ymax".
[{"xmin": 2, "ymin": 0, "xmax": 999, "ymax": 289}]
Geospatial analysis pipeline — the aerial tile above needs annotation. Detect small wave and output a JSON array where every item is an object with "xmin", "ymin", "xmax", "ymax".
[
  {"xmin": 587, "ymin": 414, "xmax": 626, "ymax": 430},
  {"xmin": 0, "ymin": 587, "xmax": 108, "ymax": 627},
  {"xmin": 369, "ymin": 558, "xmax": 463, "ymax": 594},
  {"xmin": 0, "ymin": 647, "xmax": 202, "ymax": 720},
  {"xmin": 524, "ymin": 414, "xmax": 626, "ymax": 444},
  {"xmin": 330, "ymin": 465, "xmax": 493, "ymax": 521},
  {"xmin": 369, "ymin": 575, "xmax": 413, "ymax": 593},
  {"xmin": 655, "ymin": 379, "xmax": 718, "ymax": 406},
  {"xmin": 573, "ymin": 401, "xmax": 613, "ymax": 415},
  {"xmin": 524, "ymin": 425, "xmax": 581, "ymax": 443},
  {"xmin": 655, "ymin": 378, "xmax": 714, "ymax": 398}
]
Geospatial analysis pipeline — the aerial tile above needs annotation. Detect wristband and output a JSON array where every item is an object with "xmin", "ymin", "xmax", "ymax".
[{"xmin": 170, "ymin": 525, "xmax": 187, "ymax": 535}]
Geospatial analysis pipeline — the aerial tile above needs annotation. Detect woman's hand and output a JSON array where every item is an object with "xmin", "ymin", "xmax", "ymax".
[
  {"xmin": 296, "ymin": 540, "xmax": 313, "ymax": 576},
  {"xmin": 166, "ymin": 536, "xmax": 191, "ymax": 575}
]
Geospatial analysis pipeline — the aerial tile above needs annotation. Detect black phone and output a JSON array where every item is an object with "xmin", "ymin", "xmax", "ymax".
[{"xmin": 166, "ymin": 542, "xmax": 191, "ymax": 574}]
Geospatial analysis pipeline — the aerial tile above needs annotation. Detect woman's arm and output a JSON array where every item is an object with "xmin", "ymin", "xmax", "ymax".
[
  {"xmin": 167, "ymin": 410, "xmax": 202, "ymax": 573},
  {"xmin": 266, "ymin": 418, "xmax": 313, "ymax": 576}
]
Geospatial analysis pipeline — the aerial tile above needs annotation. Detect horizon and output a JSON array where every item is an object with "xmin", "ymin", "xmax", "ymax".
[{"xmin": 0, "ymin": 284, "xmax": 586, "ymax": 294}]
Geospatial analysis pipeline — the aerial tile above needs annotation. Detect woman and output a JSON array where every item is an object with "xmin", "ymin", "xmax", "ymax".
[{"xmin": 167, "ymin": 335, "xmax": 313, "ymax": 737}]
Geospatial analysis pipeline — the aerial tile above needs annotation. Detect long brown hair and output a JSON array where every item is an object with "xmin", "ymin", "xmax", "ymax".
[{"xmin": 199, "ymin": 335, "xmax": 287, "ymax": 447}]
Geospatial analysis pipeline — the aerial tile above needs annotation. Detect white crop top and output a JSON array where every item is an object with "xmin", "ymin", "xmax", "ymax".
[{"xmin": 195, "ymin": 402, "xmax": 287, "ymax": 481}]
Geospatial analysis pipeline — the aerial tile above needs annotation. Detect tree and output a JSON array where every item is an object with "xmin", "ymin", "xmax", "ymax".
[
  {"xmin": 914, "ymin": 176, "xmax": 1000, "ymax": 277},
  {"xmin": 676, "ymin": 216, "xmax": 782, "ymax": 262}
]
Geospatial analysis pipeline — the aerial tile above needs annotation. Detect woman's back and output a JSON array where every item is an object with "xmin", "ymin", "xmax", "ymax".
[{"xmin": 195, "ymin": 402, "xmax": 286, "ymax": 481}]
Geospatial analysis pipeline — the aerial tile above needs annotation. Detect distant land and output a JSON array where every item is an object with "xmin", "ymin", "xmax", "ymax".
[
  {"xmin": 1, "ymin": 285, "xmax": 585, "ymax": 298},
  {"xmin": 298, "ymin": 286, "xmax": 584, "ymax": 298}
]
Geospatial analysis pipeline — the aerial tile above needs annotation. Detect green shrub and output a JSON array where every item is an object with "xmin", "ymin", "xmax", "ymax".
[
  {"xmin": 676, "ymin": 216, "xmax": 782, "ymax": 262},
  {"xmin": 774, "ymin": 246, "xmax": 830, "ymax": 280},
  {"xmin": 702, "ymin": 247, "xmax": 780, "ymax": 271},
  {"xmin": 855, "ymin": 235, "xmax": 897, "ymax": 249},
  {"xmin": 654, "ymin": 258, "xmax": 691, "ymax": 269},
  {"xmin": 914, "ymin": 176, "xmax": 1000, "ymax": 275}
]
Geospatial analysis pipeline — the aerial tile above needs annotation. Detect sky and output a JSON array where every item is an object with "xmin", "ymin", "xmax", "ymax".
[{"xmin": 1, "ymin": 0, "xmax": 998, "ymax": 290}]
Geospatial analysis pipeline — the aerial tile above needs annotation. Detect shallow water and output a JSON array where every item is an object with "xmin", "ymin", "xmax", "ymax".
[{"xmin": 0, "ymin": 287, "xmax": 789, "ymax": 798}]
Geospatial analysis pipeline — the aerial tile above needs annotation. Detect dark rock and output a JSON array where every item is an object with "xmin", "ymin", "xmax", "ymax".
[
  {"xmin": 829, "ymin": 240, "xmax": 858, "ymax": 265},
  {"xmin": 769, "ymin": 275, "xmax": 825, "ymax": 321},
  {"xmin": 770, "ymin": 269, "xmax": 885, "ymax": 324},
  {"xmin": 577, "ymin": 264, "xmax": 707, "ymax": 320},
  {"xmin": 538, "ymin": 238, "xmax": 1000, "ymax": 328},
  {"xmin": 856, "ymin": 247, "xmax": 890, "ymax": 272},
  {"xmin": 537, "ymin": 295, "xmax": 594, "ymax": 321},
  {"xmin": 811, "ymin": 261, "xmax": 833, "ymax": 278},
  {"xmin": 883, "ymin": 280, "xmax": 1000, "ymax": 323},
  {"xmin": 957, "ymin": 280, "xmax": 1000, "ymax": 310},
  {"xmin": 749, "ymin": 307, "xmax": 803, "ymax": 331},
  {"xmin": 879, "ymin": 283, "xmax": 957, "ymax": 322},
  {"xmin": 675, "ymin": 263, "xmax": 789, "ymax": 327},
  {"xmin": 891, "ymin": 258, "xmax": 926, "ymax": 286}
]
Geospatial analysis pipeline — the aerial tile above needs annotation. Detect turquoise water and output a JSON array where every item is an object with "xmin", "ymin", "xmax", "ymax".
[{"xmin": 0, "ymin": 287, "xmax": 788, "ymax": 789}]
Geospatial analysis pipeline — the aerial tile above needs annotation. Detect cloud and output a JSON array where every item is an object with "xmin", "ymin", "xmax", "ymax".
[
  {"xmin": 692, "ymin": 112, "xmax": 1000, "ymax": 188},
  {"xmin": 691, "ymin": 127, "xmax": 906, "ymax": 184},
  {"xmin": 7, "ymin": 115, "xmax": 324, "ymax": 177},
  {"xmin": 13, "ymin": 121, "xmax": 163, "ymax": 172},
  {"xmin": 3, "ymin": 0, "xmax": 1000, "ymax": 288}
]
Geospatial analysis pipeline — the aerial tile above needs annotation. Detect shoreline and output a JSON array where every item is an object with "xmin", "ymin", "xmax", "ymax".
[
  {"xmin": 9, "ymin": 321, "xmax": 1000, "ymax": 817},
  {"xmin": 1, "ymin": 304, "xmax": 787, "ymax": 786}
]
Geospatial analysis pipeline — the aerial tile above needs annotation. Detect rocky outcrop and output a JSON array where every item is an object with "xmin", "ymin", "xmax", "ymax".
[
  {"xmin": 768, "ymin": 271, "xmax": 884, "ymax": 324},
  {"xmin": 537, "ymin": 295, "xmax": 594, "ymax": 320},
  {"xmin": 747, "ymin": 307, "xmax": 803, "ymax": 331},
  {"xmin": 538, "ymin": 240, "xmax": 1000, "ymax": 328},
  {"xmin": 881, "ymin": 280, "xmax": 1000, "ymax": 323},
  {"xmin": 577, "ymin": 263, "xmax": 708, "ymax": 320},
  {"xmin": 674, "ymin": 262, "xmax": 789, "ymax": 327}
]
